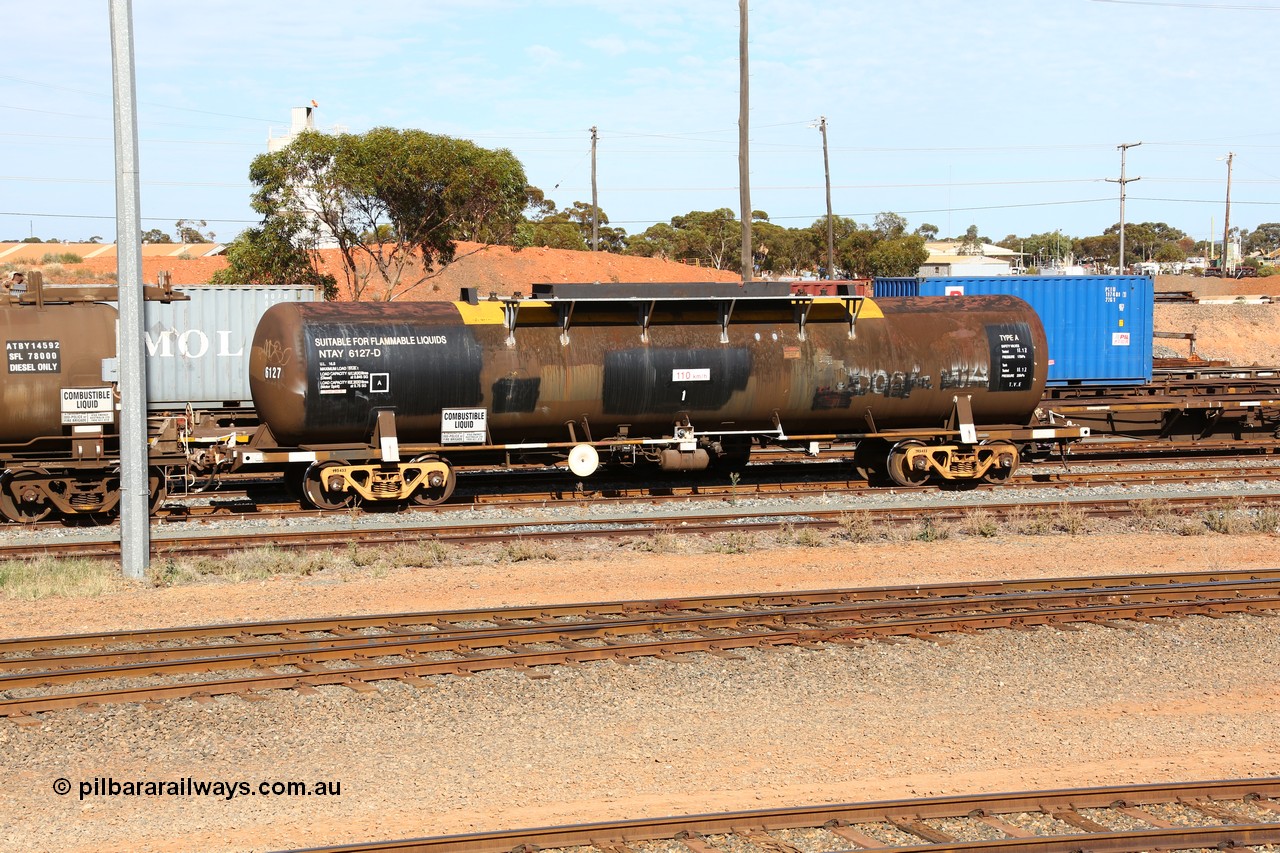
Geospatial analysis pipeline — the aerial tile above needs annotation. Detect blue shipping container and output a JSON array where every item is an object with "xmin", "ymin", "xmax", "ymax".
[
  {"xmin": 872, "ymin": 277, "xmax": 920, "ymax": 298},
  {"xmin": 913, "ymin": 276, "xmax": 1153, "ymax": 386}
]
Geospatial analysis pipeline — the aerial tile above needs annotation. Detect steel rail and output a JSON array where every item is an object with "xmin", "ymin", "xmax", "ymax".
[
  {"xmin": 4, "ymin": 589, "xmax": 1277, "ymax": 718},
  {"xmin": 273, "ymin": 778, "xmax": 1280, "ymax": 853},
  {"xmin": 6, "ymin": 491, "xmax": 1280, "ymax": 561},
  {"xmin": 4, "ymin": 566, "xmax": 1277, "ymax": 652},
  {"xmin": 3, "ymin": 577, "xmax": 1278, "ymax": 687}
]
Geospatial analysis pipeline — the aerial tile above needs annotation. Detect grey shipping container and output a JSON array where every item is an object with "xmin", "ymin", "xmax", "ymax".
[
  {"xmin": 121, "ymin": 285, "xmax": 317, "ymax": 410},
  {"xmin": 913, "ymin": 276, "xmax": 1153, "ymax": 386}
]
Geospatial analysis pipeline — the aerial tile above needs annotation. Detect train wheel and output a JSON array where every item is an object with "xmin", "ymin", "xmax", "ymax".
[
  {"xmin": 302, "ymin": 462, "xmax": 355, "ymax": 511},
  {"xmin": 0, "ymin": 470, "xmax": 54, "ymax": 523},
  {"xmin": 981, "ymin": 440, "xmax": 1019, "ymax": 483},
  {"xmin": 410, "ymin": 455, "xmax": 456, "ymax": 507},
  {"xmin": 887, "ymin": 440, "xmax": 931, "ymax": 487},
  {"xmin": 853, "ymin": 439, "xmax": 891, "ymax": 482}
]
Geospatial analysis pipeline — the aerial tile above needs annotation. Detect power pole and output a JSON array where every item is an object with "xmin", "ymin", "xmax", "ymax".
[
  {"xmin": 738, "ymin": 0, "xmax": 752, "ymax": 282},
  {"xmin": 1105, "ymin": 141, "xmax": 1141, "ymax": 274},
  {"xmin": 818, "ymin": 116, "xmax": 835, "ymax": 279},
  {"xmin": 590, "ymin": 126, "xmax": 599, "ymax": 252},
  {"xmin": 1223, "ymin": 151, "xmax": 1235, "ymax": 271},
  {"xmin": 108, "ymin": 0, "xmax": 150, "ymax": 578}
]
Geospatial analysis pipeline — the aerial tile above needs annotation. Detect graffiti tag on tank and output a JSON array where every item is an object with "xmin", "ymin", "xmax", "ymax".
[
  {"xmin": 261, "ymin": 338, "xmax": 293, "ymax": 381},
  {"xmin": 940, "ymin": 365, "xmax": 990, "ymax": 390},
  {"xmin": 812, "ymin": 369, "xmax": 934, "ymax": 409}
]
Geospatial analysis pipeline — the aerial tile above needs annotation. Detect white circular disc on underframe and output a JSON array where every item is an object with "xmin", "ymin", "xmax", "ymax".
[{"xmin": 567, "ymin": 444, "xmax": 600, "ymax": 477}]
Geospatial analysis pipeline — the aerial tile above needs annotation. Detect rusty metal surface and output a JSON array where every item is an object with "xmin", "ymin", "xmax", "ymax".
[
  {"xmin": 250, "ymin": 295, "xmax": 1048, "ymax": 446},
  {"xmin": 0, "ymin": 300, "xmax": 117, "ymax": 445}
]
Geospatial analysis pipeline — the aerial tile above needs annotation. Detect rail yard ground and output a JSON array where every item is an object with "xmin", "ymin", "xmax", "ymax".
[{"xmin": 1, "ymin": 530, "xmax": 1279, "ymax": 852}]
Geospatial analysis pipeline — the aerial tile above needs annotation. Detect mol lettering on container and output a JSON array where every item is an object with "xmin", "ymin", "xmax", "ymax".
[
  {"xmin": 441, "ymin": 408, "xmax": 487, "ymax": 444},
  {"xmin": 60, "ymin": 387, "xmax": 114, "ymax": 425}
]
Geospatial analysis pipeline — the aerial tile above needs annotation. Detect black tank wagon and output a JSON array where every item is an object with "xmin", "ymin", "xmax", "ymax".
[{"xmin": 242, "ymin": 282, "xmax": 1090, "ymax": 509}]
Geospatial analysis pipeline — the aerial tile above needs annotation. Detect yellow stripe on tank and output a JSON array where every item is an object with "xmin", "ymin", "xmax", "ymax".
[
  {"xmin": 853, "ymin": 297, "xmax": 884, "ymax": 319},
  {"xmin": 452, "ymin": 301, "xmax": 506, "ymax": 325},
  {"xmin": 453, "ymin": 296, "xmax": 884, "ymax": 323}
]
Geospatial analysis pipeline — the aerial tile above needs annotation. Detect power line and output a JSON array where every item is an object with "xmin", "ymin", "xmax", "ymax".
[
  {"xmin": 0, "ymin": 211, "xmax": 256, "ymax": 224},
  {"xmin": 0, "ymin": 73, "xmax": 279, "ymax": 124}
]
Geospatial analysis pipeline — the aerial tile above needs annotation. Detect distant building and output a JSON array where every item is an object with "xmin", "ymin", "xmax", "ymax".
[
  {"xmin": 268, "ymin": 104, "xmax": 319, "ymax": 152},
  {"xmin": 267, "ymin": 104, "xmax": 341, "ymax": 249},
  {"xmin": 918, "ymin": 241, "xmax": 1016, "ymax": 277}
]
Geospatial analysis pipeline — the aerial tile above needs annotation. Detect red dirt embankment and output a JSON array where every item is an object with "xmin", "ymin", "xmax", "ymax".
[{"xmin": 25, "ymin": 242, "xmax": 740, "ymax": 298}]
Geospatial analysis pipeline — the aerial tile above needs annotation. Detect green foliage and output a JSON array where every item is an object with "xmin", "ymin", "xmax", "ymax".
[
  {"xmin": 141, "ymin": 228, "xmax": 173, "ymax": 244},
  {"xmin": 625, "ymin": 208, "xmax": 742, "ymax": 271},
  {"xmin": 873, "ymin": 211, "xmax": 908, "ymax": 239},
  {"xmin": 625, "ymin": 221, "xmax": 680, "ymax": 260},
  {"xmin": 754, "ymin": 220, "xmax": 819, "ymax": 277},
  {"xmin": 175, "ymin": 219, "xmax": 214, "ymax": 243},
  {"xmin": 515, "ymin": 191, "xmax": 626, "ymax": 251},
  {"xmin": 836, "ymin": 221, "xmax": 878, "ymax": 277},
  {"xmin": 241, "ymin": 127, "xmax": 527, "ymax": 301},
  {"xmin": 1101, "ymin": 221, "xmax": 1188, "ymax": 266},
  {"xmin": 957, "ymin": 224, "xmax": 985, "ymax": 254},
  {"xmin": 866, "ymin": 234, "xmax": 928, "ymax": 277},
  {"xmin": 1244, "ymin": 223, "xmax": 1280, "ymax": 256},
  {"xmin": 516, "ymin": 220, "xmax": 588, "ymax": 250},
  {"xmin": 210, "ymin": 220, "xmax": 338, "ymax": 298},
  {"xmin": 40, "ymin": 251, "xmax": 83, "ymax": 264},
  {"xmin": 1077, "ymin": 233, "xmax": 1117, "ymax": 265}
]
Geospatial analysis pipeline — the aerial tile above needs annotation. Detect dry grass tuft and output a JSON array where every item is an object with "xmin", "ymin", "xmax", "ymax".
[{"xmin": 0, "ymin": 556, "xmax": 127, "ymax": 600}]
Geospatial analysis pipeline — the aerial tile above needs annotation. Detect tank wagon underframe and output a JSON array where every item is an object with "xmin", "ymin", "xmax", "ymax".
[{"xmin": 243, "ymin": 286, "xmax": 1091, "ymax": 507}]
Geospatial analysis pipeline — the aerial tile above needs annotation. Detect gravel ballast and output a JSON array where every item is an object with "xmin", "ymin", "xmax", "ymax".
[{"xmin": 2, "ymin": 532, "xmax": 1279, "ymax": 852}]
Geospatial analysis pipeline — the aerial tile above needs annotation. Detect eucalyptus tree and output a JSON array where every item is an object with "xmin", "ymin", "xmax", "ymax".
[{"xmin": 222, "ymin": 127, "xmax": 527, "ymax": 301}]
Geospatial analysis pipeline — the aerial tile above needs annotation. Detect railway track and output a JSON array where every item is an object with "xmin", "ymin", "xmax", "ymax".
[
  {"xmin": 149, "ymin": 454, "xmax": 1280, "ymax": 522},
  {"xmin": 275, "ymin": 777, "xmax": 1280, "ymax": 853},
  {"xmin": 3, "ymin": 491, "xmax": 1279, "ymax": 561},
  {"xmin": 4, "ymin": 568, "xmax": 1277, "ymax": 721},
  {"xmin": 0, "ymin": 439, "xmax": 1274, "ymax": 532}
]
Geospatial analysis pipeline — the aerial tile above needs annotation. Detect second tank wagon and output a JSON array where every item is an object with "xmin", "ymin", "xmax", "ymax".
[{"xmin": 243, "ymin": 282, "xmax": 1090, "ymax": 508}]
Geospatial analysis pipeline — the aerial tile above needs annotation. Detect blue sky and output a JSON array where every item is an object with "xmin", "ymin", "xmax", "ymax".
[{"xmin": 5, "ymin": 0, "xmax": 1279, "ymax": 246}]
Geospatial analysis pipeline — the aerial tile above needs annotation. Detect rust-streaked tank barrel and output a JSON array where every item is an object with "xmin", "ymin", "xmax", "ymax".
[
  {"xmin": 249, "ymin": 295, "xmax": 1047, "ymax": 446},
  {"xmin": 0, "ymin": 301, "xmax": 118, "ymax": 443}
]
